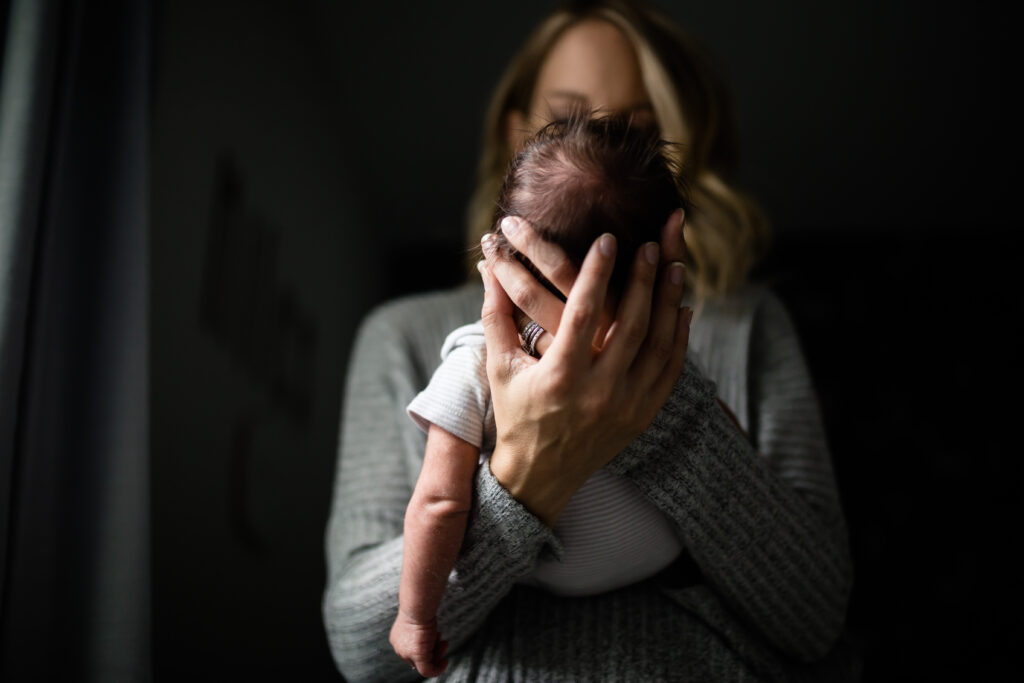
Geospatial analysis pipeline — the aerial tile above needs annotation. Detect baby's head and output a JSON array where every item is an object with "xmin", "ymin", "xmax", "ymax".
[{"xmin": 491, "ymin": 113, "xmax": 687, "ymax": 299}]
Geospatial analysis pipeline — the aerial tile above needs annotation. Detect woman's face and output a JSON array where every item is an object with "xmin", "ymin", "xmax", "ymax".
[{"xmin": 509, "ymin": 19, "xmax": 654, "ymax": 146}]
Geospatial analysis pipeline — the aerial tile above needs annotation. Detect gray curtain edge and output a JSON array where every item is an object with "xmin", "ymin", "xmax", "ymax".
[
  {"xmin": 0, "ymin": 0, "xmax": 60, "ymax": 613},
  {"xmin": 0, "ymin": 0, "xmax": 151, "ymax": 680}
]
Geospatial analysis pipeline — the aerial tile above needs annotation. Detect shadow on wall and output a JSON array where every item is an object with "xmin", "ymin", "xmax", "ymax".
[
  {"xmin": 150, "ymin": 1, "xmax": 378, "ymax": 679},
  {"xmin": 199, "ymin": 153, "xmax": 319, "ymax": 551}
]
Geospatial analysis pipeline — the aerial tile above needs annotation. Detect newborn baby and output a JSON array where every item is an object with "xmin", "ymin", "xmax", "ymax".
[{"xmin": 390, "ymin": 114, "xmax": 689, "ymax": 677}]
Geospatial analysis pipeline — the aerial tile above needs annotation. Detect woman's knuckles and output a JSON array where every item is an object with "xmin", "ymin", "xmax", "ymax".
[
  {"xmin": 508, "ymin": 280, "xmax": 538, "ymax": 315},
  {"xmin": 621, "ymin": 319, "xmax": 648, "ymax": 349},
  {"xmin": 480, "ymin": 298, "xmax": 506, "ymax": 330},
  {"xmin": 566, "ymin": 302, "xmax": 598, "ymax": 330},
  {"xmin": 646, "ymin": 334, "xmax": 676, "ymax": 366},
  {"xmin": 549, "ymin": 259, "xmax": 577, "ymax": 290}
]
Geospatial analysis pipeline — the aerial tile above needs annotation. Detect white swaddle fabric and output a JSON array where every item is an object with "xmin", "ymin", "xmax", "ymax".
[{"xmin": 525, "ymin": 468, "xmax": 681, "ymax": 595}]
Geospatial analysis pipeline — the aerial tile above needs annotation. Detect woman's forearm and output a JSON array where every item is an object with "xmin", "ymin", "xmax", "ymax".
[{"xmin": 611, "ymin": 357, "xmax": 852, "ymax": 661}]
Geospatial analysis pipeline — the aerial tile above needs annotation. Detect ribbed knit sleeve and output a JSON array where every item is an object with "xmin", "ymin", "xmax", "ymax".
[
  {"xmin": 607, "ymin": 291, "xmax": 852, "ymax": 662},
  {"xmin": 322, "ymin": 297, "xmax": 560, "ymax": 683}
]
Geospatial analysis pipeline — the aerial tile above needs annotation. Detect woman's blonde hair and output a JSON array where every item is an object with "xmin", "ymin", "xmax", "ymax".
[{"xmin": 465, "ymin": 0, "xmax": 769, "ymax": 302}]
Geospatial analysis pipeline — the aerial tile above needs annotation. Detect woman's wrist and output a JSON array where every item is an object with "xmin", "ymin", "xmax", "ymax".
[{"xmin": 487, "ymin": 440, "xmax": 588, "ymax": 527}]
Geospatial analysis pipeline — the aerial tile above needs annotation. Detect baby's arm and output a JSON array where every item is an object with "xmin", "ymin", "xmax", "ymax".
[{"xmin": 390, "ymin": 424, "xmax": 480, "ymax": 677}]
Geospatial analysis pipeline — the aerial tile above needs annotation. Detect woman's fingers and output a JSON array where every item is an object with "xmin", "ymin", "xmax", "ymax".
[
  {"xmin": 631, "ymin": 260, "xmax": 689, "ymax": 391},
  {"xmin": 596, "ymin": 209, "xmax": 686, "ymax": 382},
  {"xmin": 499, "ymin": 216, "xmax": 580, "ymax": 297},
  {"xmin": 534, "ymin": 330, "xmax": 554, "ymax": 356},
  {"xmin": 597, "ymin": 241, "xmax": 660, "ymax": 373},
  {"xmin": 478, "ymin": 260, "xmax": 528, "ymax": 385},
  {"xmin": 660, "ymin": 209, "xmax": 687, "ymax": 265},
  {"xmin": 546, "ymin": 234, "xmax": 617, "ymax": 370},
  {"xmin": 647, "ymin": 303, "xmax": 692, "ymax": 411},
  {"xmin": 485, "ymin": 207, "xmax": 686, "ymax": 387},
  {"xmin": 483, "ymin": 231, "xmax": 565, "ymax": 335},
  {"xmin": 627, "ymin": 209, "xmax": 690, "ymax": 402}
]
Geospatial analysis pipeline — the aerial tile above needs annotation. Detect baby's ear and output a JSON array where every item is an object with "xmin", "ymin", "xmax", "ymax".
[{"xmin": 505, "ymin": 110, "xmax": 530, "ymax": 152}]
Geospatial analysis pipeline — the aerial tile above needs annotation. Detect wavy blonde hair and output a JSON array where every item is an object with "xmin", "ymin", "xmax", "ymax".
[{"xmin": 465, "ymin": 0, "xmax": 769, "ymax": 302}]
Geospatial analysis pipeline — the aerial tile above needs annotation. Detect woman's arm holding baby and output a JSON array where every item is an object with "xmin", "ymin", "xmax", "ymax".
[
  {"xmin": 485, "ymin": 214, "xmax": 851, "ymax": 661},
  {"xmin": 610, "ymin": 350, "xmax": 851, "ymax": 661}
]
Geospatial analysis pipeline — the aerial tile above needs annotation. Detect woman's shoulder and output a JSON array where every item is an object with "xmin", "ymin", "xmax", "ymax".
[
  {"xmin": 695, "ymin": 282, "xmax": 782, "ymax": 323},
  {"xmin": 689, "ymin": 282, "xmax": 787, "ymax": 349},
  {"xmin": 686, "ymin": 283, "xmax": 806, "ymax": 433},
  {"xmin": 713, "ymin": 283, "xmax": 801, "ymax": 347},
  {"xmin": 358, "ymin": 283, "xmax": 484, "ymax": 343}
]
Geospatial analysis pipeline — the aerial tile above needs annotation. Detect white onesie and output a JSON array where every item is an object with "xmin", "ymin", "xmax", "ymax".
[{"xmin": 407, "ymin": 322, "xmax": 682, "ymax": 597}]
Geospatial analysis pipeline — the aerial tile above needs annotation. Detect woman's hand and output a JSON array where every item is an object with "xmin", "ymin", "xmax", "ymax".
[{"xmin": 477, "ymin": 210, "xmax": 692, "ymax": 526}]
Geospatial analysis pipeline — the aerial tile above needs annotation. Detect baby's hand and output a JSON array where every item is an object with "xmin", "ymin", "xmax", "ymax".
[{"xmin": 389, "ymin": 611, "xmax": 450, "ymax": 678}]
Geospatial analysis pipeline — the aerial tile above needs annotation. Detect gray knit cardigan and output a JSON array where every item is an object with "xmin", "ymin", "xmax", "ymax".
[{"xmin": 323, "ymin": 284, "xmax": 853, "ymax": 682}]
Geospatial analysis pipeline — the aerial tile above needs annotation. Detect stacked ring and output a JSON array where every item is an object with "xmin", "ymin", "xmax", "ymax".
[{"xmin": 520, "ymin": 320, "xmax": 545, "ymax": 357}]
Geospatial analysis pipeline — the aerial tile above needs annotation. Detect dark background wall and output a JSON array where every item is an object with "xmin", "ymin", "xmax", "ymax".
[{"xmin": 151, "ymin": 1, "xmax": 1019, "ymax": 680}]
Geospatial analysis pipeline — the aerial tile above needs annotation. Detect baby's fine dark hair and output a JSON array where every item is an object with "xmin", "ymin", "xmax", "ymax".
[{"xmin": 491, "ymin": 113, "xmax": 688, "ymax": 298}]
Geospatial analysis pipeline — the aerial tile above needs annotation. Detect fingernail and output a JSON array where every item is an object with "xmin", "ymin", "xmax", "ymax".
[
  {"xmin": 683, "ymin": 307, "xmax": 693, "ymax": 325},
  {"xmin": 644, "ymin": 242, "xmax": 659, "ymax": 265},
  {"xmin": 670, "ymin": 261, "xmax": 685, "ymax": 285},
  {"xmin": 666, "ymin": 208, "xmax": 683, "ymax": 234},
  {"xmin": 501, "ymin": 216, "xmax": 520, "ymax": 236},
  {"xmin": 599, "ymin": 233, "xmax": 616, "ymax": 257},
  {"xmin": 476, "ymin": 260, "xmax": 488, "ymax": 290},
  {"xmin": 481, "ymin": 233, "xmax": 496, "ymax": 255}
]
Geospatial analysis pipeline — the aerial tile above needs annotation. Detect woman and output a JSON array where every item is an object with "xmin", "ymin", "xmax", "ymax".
[{"xmin": 323, "ymin": 2, "xmax": 853, "ymax": 680}]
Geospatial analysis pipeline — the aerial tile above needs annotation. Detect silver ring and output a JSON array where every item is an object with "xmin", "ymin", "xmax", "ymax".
[{"xmin": 520, "ymin": 319, "xmax": 545, "ymax": 357}]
